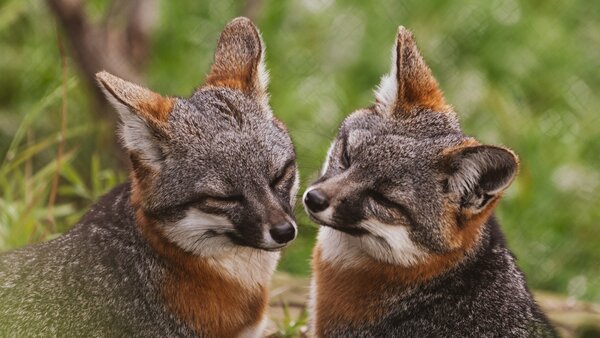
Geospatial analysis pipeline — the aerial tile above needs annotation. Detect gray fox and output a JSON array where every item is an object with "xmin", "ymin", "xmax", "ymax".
[
  {"xmin": 304, "ymin": 26, "xmax": 557, "ymax": 337},
  {"xmin": 0, "ymin": 17, "xmax": 299, "ymax": 337}
]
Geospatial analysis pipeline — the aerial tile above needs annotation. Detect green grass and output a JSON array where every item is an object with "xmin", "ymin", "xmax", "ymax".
[
  {"xmin": 1, "ymin": 0, "xmax": 599, "ymax": 304},
  {"xmin": 273, "ymin": 302, "xmax": 309, "ymax": 338}
]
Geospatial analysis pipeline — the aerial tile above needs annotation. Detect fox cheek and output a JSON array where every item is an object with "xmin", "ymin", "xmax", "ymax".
[
  {"xmin": 164, "ymin": 209, "xmax": 235, "ymax": 256},
  {"xmin": 332, "ymin": 197, "xmax": 365, "ymax": 226},
  {"xmin": 359, "ymin": 220, "xmax": 428, "ymax": 266}
]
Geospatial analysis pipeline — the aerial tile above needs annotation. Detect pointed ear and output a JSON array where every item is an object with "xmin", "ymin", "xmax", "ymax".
[
  {"xmin": 96, "ymin": 71, "xmax": 174, "ymax": 167},
  {"xmin": 203, "ymin": 17, "xmax": 269, "ymax": 103},
  {"xmin": 375, "ymin": 26, "xmax": 448, "ymax": 117},
  {"xmin": 443, "ymin": 145, "xmax": 519, "ymax": 215}
]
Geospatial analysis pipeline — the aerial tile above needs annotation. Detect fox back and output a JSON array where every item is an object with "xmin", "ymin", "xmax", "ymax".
[
  {"xmin": 0, "ymin": 17, "xmax": 298, "ymax": 337},
  {"xmin": 304, "ymin": 26, "xmax": 556, "ymax": 337}
]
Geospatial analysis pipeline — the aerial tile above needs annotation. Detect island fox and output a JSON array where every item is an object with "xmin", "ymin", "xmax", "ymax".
[
  {"xmin": 0, "ymin": 17, "xmax": 299, "ymax": 337},
  {"xmin": 304, "ymin": 26, "xmax": 557, "ymax": 337}
]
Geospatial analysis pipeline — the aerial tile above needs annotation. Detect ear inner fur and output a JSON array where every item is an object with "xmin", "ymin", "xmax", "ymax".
[{"xmin": 440, "ymin": 144, "xmax": 519, "ymax": 204}]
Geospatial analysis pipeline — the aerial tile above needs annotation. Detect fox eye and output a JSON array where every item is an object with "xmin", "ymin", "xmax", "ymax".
[
  {"xmin": 370, "ymin": 191, "xmax": 408, "ymax": 214},
  {"xmin": 270, "ymin": 171, "xmax": 286, "ymax": 189},
  {"xmin": 341, "ymin": 148, "xmax": 351, "ymax": 169},
  {"xmin": 202, "ymin": 194, "xmax": 244, "ymax": 205},
  {"xmin": 270, "ymin": 160, "xmax": 295, "ymax": 190}
]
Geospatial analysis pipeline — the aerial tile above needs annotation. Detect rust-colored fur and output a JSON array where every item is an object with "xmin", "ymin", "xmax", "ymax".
[
  {"xmin": 205, "ymin": 71, "xmax": 257, "ymax": 95},
  {"xmin": 391, "ymin": 27, "xmax": 450, "ymax": 116},
  {"xmin": 96, "ymin": 71, "xmax": 174, "ymax": 125},
  {"xmin": 204, "ymin": 18, "xmax": 264, "ymax": 98},
  {"xmin": 312, "ymin": 246, "xmax": 460, "ymax": 332}
]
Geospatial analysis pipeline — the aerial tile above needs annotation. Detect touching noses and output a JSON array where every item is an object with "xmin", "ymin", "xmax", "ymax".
[{"xmin": 304, "ymin": 189, "xmax": 329, "ymax": 213}]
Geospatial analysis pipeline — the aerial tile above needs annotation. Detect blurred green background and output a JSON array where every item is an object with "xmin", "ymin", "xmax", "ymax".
[{"xmin": 1, "ymin": 0, "xmax": 599, "ymax": 303}]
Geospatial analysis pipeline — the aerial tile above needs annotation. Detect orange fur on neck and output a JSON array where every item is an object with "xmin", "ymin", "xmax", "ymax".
[
  {"xmin": 130, "ymin": 178, "xmax": 267, "ymax": 337},
  {"xmin": 313, "ymin": 201, "xmax": 498, "ymax": 333},
  {"xmin": 312, "ymin": 244, "xmax": 466, "ymax": 332}
]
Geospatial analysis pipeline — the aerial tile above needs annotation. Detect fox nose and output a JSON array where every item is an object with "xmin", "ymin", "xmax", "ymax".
[
  {"xmin": 269, "ymin": 222, "xmax": 296, "ymax": 244},
  {"xmin": 304, "ymin": 189, "xmax": 329, "ymax": 213}
]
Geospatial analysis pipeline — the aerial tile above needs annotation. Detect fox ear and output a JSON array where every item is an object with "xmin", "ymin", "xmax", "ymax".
[
  {"xmin": 204, "ymin": 17, "xmax": 269, "ymax": 104},
  {"xmin": 96, "ymin": 71, "xmax": 174, "ymax": 167},
  {"xmin": 443, "ymin": 145, "xmax": 519, "ymax": 215},
  {"xmin": 375, "ymin": 26, "xmax": 448, "ymax": 117}
]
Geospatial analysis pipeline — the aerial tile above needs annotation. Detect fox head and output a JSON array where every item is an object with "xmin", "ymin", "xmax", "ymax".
[
  {"xmin": 304, "ymin": 27, "xmax": 518, "ymax": 267},
  {"xmin": 97, "ymin": 17, "xmax": 298, "ymax": 255}
]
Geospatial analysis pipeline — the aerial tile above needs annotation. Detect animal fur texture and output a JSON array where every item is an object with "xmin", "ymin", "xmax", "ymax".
[
  {"xmin": 0, "ymin": 17, "xmax": 299, "ymax": 337},
  {"xmin": 304, "ymin": 26, "xmax": 557, "ymax": 337}
]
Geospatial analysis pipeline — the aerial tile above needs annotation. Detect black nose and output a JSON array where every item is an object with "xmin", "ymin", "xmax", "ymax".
[
  {"xmin": 304, "ymin": 189, "xmax": 329, "ymax": 213},
  {"xmin": 269, "ymin": 222, "xmax": 296, "ymax": 244}
]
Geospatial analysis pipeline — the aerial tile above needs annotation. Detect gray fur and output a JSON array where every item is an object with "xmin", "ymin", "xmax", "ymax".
[
  {"xmin": 140, "ymin": 88, "xmax": 297, "ymax": 248},
  {"xmin": 0, "ymin": 17, "xmax": 296, "ymax": 336},
  {"xmin": 0, "ymin": 185, "xmax": 195, "ymax": 337},
  {"xmin": 314, "ymin": 109, "xmax": 468, "ymax": 253},
  {"xmin": 306, "ymin": 26, "xmax": 556, "ymax": 337}
]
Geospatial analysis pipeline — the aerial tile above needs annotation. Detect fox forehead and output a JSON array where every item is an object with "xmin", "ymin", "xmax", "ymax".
[
  {"xmin": 340, "ymin": 108, "xmax": 462, "ymax": 141},
  {"xmin": 341, "ymin": 117, "xmax": 465, "ymax": 164},
  {"xmin": 140, "ymin": 88, "xmax": 294, "ymax": 208},
  {"xmin": 166, "ymin": 89, "xmax": 293, "ymax": 160},
  {"xmin": 348, "ymin": 132, "xmax": 464, "ymax": 159},
  {"xmin": 169, "ymin": 89, "xmax": 282, "ymax": 137}
]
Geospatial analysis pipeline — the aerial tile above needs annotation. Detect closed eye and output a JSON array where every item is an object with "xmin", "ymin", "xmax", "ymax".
[
  {"xmin": 339, "ymin": 135, "xmax": 351, "ymax": 169},
  {"xmin": 369, "ymin": 191, "xmax": 410, "ymax": 215},
  {"xmin": 270, "ymin": 159, "xmax": 295, "ymax": 189},
  {"xmin": 341, "ymin": 147, "xmax": 351, "ymax": 169},
  {"xmin": 202, "ymin": 194, "xmax": 244, "ymax": 204}
]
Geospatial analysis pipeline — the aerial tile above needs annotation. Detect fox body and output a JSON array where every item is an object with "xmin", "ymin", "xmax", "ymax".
[
  {"xmin": 305, "ymin": 27, "xmax": 556, "ymax": 337},
  {"xmin": 0, "ymin": 18, "xmax": 298, "ymax": 337}
]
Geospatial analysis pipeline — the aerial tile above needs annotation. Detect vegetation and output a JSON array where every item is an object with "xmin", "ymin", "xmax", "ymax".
[{"xmin": 1, "ymin": 0, "xmax": 598, "ymax": 303}]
